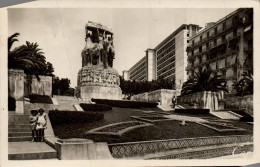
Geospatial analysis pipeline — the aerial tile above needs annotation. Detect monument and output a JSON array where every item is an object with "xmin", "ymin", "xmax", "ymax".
[{"xmin": 76, "ymin": 21, "xmax": 122, "ymax": 101}]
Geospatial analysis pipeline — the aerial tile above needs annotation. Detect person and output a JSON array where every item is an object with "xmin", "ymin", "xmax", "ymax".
[
  {"xmin": 172, "ymin": 96, "xmax": 176, "ymax": 108},
  {"xmin": 29, "ymin": 109, "xmax": 38, "ymax": 142},
  {"xmin": 36, "ymin": 108, "xmax": 47, "ymax": 142}
]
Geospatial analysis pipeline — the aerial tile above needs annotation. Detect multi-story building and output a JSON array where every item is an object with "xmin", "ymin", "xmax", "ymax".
[
  {"xmin": 128, "ymin": 49, "xmax": 156, "ymax": 81},
  {"xmin": 155, "ymin": 24, "xmax": 201, "ymax": 89},
  {"xmin": 186, "ymin": 8, "xmax": 253, "ymax": 92},
  {"xmin": 127, "ymin": 24, "xmax": 201, "ymax": 89}
]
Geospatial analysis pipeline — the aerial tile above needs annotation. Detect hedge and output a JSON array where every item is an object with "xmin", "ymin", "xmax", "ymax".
[
  {"xmin": 29, "ymin": 95, "xmax": 53, "ymax": 104},
  {"xmin": 48, "ymin": 110, "xmax": 104, "ymax": 125},
  {"xmin": 8, "ymin": 96, "xmax": 16, "ymax": 111},
  {"xmin": 80, "ymin": 103, "xmax": 112, "ymax": 111},
  {"xmin": 91, "ymin": 99, "xmax": 158, "ymax": 108},
  {"xmin": 240, "ymin": 116, "xmax": 253, "ymax": 122},
  {"xmin": 174, "ymin": 108, "xmax": 210, "ymax": 114}
]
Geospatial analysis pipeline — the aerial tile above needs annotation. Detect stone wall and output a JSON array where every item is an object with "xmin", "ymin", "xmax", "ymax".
[
  {"xmin": 8, "ymin": 69, "xmax": 24, "ymax": 101},
  {"xmin": 178, "ymin": 91, "xmax": 224, "ymax": 111},
  {"xmin": 131, "ymin": 89, "xmax": 181, "ymax": 106},
  {"xmin": 222, "ymin": 95, "xmax": 253, "ymax": 116}
]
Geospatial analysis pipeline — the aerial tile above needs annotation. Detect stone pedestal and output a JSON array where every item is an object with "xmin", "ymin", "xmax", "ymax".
[
  {"xmin": 76, "ymin": 65, "xmax": 122, "ymax": 101},
  {"xmin": 79, "ymin": 86, "xmax": 122, "ymax": 101}
]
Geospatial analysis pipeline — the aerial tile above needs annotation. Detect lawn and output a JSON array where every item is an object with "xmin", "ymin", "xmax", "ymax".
[
  {"xmin": 51, "ymin": 107, "xmax": 253, "ymax": 142},
  {"xmin": 51, "ymin": 107, "xmax": 145, "ymax": 138}
]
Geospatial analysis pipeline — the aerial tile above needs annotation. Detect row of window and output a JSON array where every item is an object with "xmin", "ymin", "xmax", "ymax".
[
  {"xmin": 157, "ymin": 56, "xmax": 175, "ymax": 72},
  {"xmin": 157, "ymin": 38, "xmax": 176, "ymax": 55}
]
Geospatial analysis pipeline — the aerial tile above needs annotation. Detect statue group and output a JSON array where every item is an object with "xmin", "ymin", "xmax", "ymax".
[
  {"xmin": 82, "ymin": 22, "xmax": 115, "ymax": 68},
  {"xmin": 76, "ymin": 22, "xmax": 122, "ymax": 101}
]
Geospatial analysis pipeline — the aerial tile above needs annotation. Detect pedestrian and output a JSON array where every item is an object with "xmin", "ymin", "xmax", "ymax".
[
  {"xmin": 36, "ymin": 108, "xmax": 47, "ymax": 142},
  {"xmin": 172, "ymin": 96, "xmax": 176, "ymax": 108},
  {"xmin": 29, "ymin": 109, "xmax": 38, "ymax": 142}
]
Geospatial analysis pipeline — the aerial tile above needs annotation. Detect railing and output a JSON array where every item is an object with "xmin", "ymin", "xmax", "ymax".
[
  {"xmin": 149, "ymin": 144, "xmax": 253, "ymax": 159},
  {"xmin": 108, "ymin": 135, "xmax": 252, "ymax": 158}
]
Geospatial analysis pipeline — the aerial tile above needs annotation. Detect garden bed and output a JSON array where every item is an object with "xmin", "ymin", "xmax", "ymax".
[
  {"xmin": 29, "ymin": 95, "xmax": 53, "ymax": 104},
  {"xmin": 80, "ymin": 103, "xmax": 112, "ymax": 111},
  {"xmin": 197, "ymin": 122, "xmax": 246, "ymax": 132},
  {"xmin": 92, "ymin": 98, "xmax": 158, "ymax": 108},
  {"xmin": 174, "ymin": 108, "xmax": 210, "ymax": 114},
  {"xmin": 49, "ymin": 109, "xmax": 104, "ymax": 125}
]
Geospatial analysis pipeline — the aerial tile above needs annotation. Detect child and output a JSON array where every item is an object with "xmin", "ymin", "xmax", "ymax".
[
  {"xmin": 29, "ymin": 109, "xmax": 38, "ymax": 142},
  {"xmin": 36, "ymin": 108, "xmax": 47, "ymax": 142}
]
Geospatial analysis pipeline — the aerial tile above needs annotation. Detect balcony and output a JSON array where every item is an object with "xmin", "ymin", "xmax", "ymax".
[{"xmin": 188, "ymin": 20, "xmax": 243, "ymax": 50}]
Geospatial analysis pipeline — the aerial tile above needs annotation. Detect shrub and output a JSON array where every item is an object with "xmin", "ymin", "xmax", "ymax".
[
  {"xmin": 8, "ymin": 96, "xmax": 16, "ymax": 111},
  {"xmin": 49, "ymin": 110, "xmax": 104, "ymax": 125},
  {"xmin": 29, "ymin": 95, "xmax": 53, "ymax": 104},
  {"xmin": 91, "ymin": 99, "xmax": 158, "ymax": 108},
  {"xmin": 80, "ymin": 103, "xmax": 112, "ymax": 111},
  {"xmin": 174, "ymin": 108, "xmax": 210, "ymax": 114},
  {"xmin": 240, "ymin": 116, "xmax": 253, "ymax": 122}
]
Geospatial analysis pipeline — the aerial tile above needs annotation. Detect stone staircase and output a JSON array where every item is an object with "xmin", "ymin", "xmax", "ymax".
[
  {"xmin": 210, "ymin": 110, "xmax": 242, "ymax": 120},
  {"xmin": 54, "ymin": 95, "xmax": 81, "ymax": 111},
  {"xmin": 8, "ymin": 112, "xmax": 58, "ymax": 160},
  {"xmin": 8, "ymin": 113, "xmax": 31, "ymax": 142}
]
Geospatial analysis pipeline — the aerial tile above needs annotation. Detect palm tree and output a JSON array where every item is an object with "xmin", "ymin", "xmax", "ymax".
[
  {"xmin": 181, "ymin": 68, "xmax": 228, "ymax": 96},
  {"xmin": 8, "ymin": 33, "xmax": 51, "ymax": 80}
]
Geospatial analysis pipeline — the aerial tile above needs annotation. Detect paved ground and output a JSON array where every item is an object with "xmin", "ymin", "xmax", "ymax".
[
  {"xmin": 164, "ymin": 114, "xmax": 207, "ymax": 122},
  {"xmin": 9, "ymin": 142, "xmax": 56, "ymax": 154}
]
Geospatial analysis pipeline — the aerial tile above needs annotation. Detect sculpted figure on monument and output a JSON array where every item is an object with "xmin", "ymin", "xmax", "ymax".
[{"xmin": 82, "ymin": 22, "xmax": 115, "ymax": 68}]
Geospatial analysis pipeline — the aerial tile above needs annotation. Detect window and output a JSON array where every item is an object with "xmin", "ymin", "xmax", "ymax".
[
  {"xmin": 222, "ymin": 35, "xmax": 226, "ymax": 42},
  {"xmin": 223, "ymin": 21, "xmax": 226, "ymax": 31},
  {"xmin": 206, "ymin": 42, "xmax": 209, "ymax": 49},
  {"xmin": 187, "ymin": 40, "xmax": 189, "ymax": 43},
  {"xmin": 214, "ymin": 39, "xmax": 217, "ymax": 46},
  {"xmin": 232, "ymin": 15, "xmax": 239, "ymax": 25},
  {"xmin": 207, "ymin": 31, "xmax": 210, "ymax": 39},
  {"xmin": 192, "ymin": 40, "xmax": 195, "ymax": 46},
  {"xmin": 233, "ymin": 29, "xmax": 237, "ymax": 37},
  {"xmin": 199, "ymin": 46, "xmax": 202, "ymax": 53},
  {"xmin": 214, "ymin": 27, "xmax": 218, "ymax": 35},
  {"xmin": 200, "ymin": 36, "xmax": 202, "ymax": 42},
  {"xmin": 187, "ymin": 33, "xmax": 189, "ymax": 37}
]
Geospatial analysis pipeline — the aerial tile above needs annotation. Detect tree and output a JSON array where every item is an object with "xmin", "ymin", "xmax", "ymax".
[
  {"xmin": 232, "ymin": 72, "xmax": 253, "ymax": 96},
  {"xmin": 8, "ymin": 33, "xmax": 54, "ymax": 80},
  {"xmin": 181, "ymin": 68, "xmax": 228, "ymax": 96},
  {"xmin": 52, "ymin": 77, "xmax": 71, "ymax": 95}
]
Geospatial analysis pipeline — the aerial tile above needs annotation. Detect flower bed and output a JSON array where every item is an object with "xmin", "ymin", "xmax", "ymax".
[
  {"xmin": 29, "ymin": 95, "xmax": 53, "ymax": 104},
  {"xmin": 86, "ymin": 121, "xmax": 153, "ymax": 136},
  {"xmin": 91, "ymin": 98, "xmax": 158, "ymax": 108},
  {"xmin": 80, "ymin": 103, "xmax": 112, "ymax": 111},
  {"xmin": 49, "ymin": 110, "xmax": 104, "ymax": 125},
  {"xmin": 174, "ymin": 108, "xmax": 210, "ymax": 114},
  {"xmin": 197, "ymin": 122, "xmax": 246, "ymax": 132}
]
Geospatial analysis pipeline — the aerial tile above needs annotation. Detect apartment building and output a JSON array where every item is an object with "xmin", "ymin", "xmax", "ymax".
[
  {"xmin": 126, "ymin": 24, "xmax": 201, "ymax": 90},
  {"xmin": 186, "ymin": 8, "xmax": 253, "ymax": 92}
]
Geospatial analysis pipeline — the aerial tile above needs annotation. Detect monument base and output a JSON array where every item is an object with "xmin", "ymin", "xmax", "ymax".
[{"xmin": 78, "ymin": 85, "xmax": 122, "ymax": 101}]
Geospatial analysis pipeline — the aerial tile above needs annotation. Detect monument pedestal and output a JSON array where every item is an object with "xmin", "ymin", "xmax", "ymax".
[
  {"xmin": 79, "ymin": 86, "xmax": 122, "ymax": 101},
  {"xmin": 76, "ymin": 65, "xmax": 122, "ymax": 101}
]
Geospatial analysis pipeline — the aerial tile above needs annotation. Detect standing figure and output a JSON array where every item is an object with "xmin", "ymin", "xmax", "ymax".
[
  {"xmin": 36, "ymin": 108, "xmax": 47, "ymax": 142},
  {"xmin": 172, "ymin": 96, "xmax": 177, "ymax": 108},
  {"xmin": 29, "ymin": 109, "xmax": 38, "ymax": 142},
  {"xmin": 107, "ymin": 37, "xmax": 115, "ymax": 67}
]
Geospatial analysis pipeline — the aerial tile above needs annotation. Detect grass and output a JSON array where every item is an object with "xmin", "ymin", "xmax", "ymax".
[{"xmin": 51, "ymin": 107, "xmax": 253, "ymax": 142}]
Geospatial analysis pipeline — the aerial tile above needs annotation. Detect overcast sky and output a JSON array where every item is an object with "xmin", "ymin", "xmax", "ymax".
[{"xmin": 8, "ymin": 8, "xmax": 236, "ymax": 87}]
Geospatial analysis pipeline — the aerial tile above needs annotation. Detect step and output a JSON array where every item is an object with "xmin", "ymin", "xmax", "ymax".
[
  {"xmin": 9, "ymin": 128, "xmax": 31, "ymax": 132},
  {"xmin": 9, "ymin": 132, "xmax": 32, "ymax": 137},
  {"xmin": 9, "ymin": 118, "xmax": 29, "ymax": 125},
  {"xmin": 210, "ymin": 111, "xmax": 240, "ymax": 120},
  {"xmin": 9, "ymin": 142, "xmax": 57, "ymax": 160},
  {"xmin": 9, "ymin": 124, "xmax": 31, "ymax": 129},
  {"xmin": 9, "ymin": 136, "xmax": 32, "ymax": 142}
]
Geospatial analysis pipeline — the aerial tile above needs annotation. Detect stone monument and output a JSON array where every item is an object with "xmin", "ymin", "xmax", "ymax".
[{"xmin": 76, "ymin": 21, "xmax": 122, "ymax": 101}]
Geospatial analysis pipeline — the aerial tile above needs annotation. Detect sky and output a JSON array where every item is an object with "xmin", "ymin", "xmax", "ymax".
[{"xmin": 8, "ymin": 8, "xmax": 236, "ymax": 87}]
